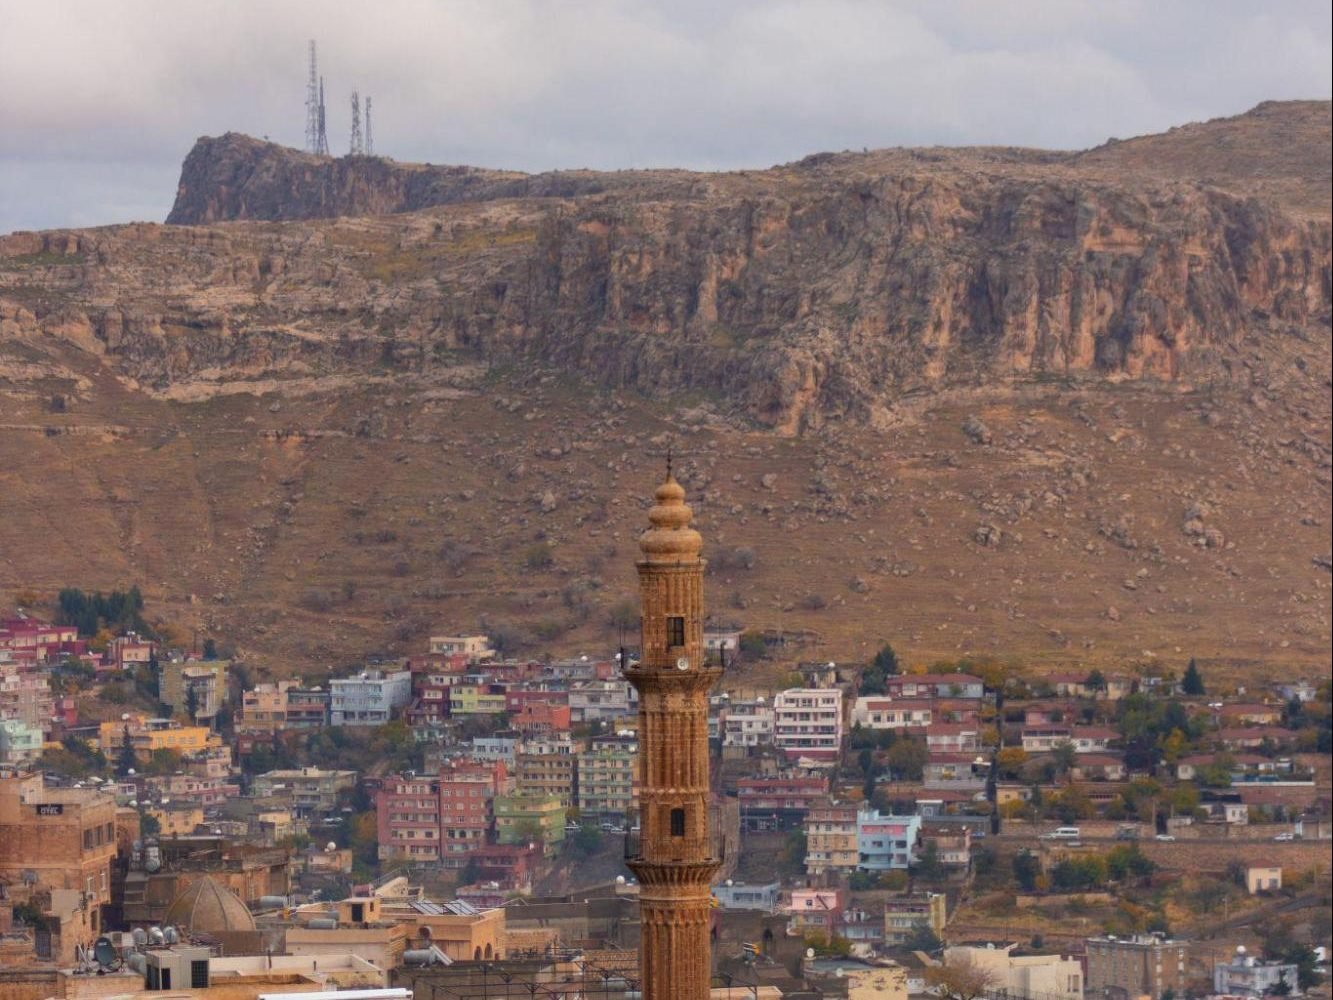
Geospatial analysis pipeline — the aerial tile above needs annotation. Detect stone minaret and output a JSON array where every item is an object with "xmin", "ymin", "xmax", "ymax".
[{"xmin": 624, "ymin": 470, "xmax": 721, "ymax": 1000}]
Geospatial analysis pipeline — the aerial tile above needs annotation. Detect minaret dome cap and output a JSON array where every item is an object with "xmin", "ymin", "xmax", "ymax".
[{"xmin": 639, "ymin": 473, "xmax": 702, "ymax": 561}]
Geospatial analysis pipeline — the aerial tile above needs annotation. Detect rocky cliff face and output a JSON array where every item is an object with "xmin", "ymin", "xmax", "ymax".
[{"xmin": 26, "ymin": 105, "xmax": 1333, "ymax": 433}]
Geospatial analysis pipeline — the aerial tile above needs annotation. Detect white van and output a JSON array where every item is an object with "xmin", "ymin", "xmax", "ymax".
[{"xmin": 1042, "ymin": 826, "xmax": 1082, "ymax": 840}]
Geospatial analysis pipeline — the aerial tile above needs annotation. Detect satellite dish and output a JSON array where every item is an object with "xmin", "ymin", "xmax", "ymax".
[
  {"xmin": 726, "ymin": 879, "xmax": 734, "ymax": 887},
  {"xmin": 148, "ymin": 927, "xmax": 165, "ymax": 945},
  {"xmin": 676, "ymin": 656, "xmax": 691, "ymax": 672},
  {"xmin": 121, "ymin": 713, "xmax": 131, "ymax": 721},
  {"xmin": 326, "ymin": 841, "xmax": 338, "ymax": 852},
  {"xmin": 163, "ymin": 927, "xmax": 179, "ymax": 944},
  {"xmin": 127, "ymin": 768, "xmax": 136, "ymax": 776},
  {"xmin": 806, "ymin": 948, "xmax": 815, "ymax": 960},
  {"xmin": 93, "ymin": 936, "xmax": 117, "ymax": 967},
  {"xmin": 615, "ymin": 876, "xmax": 626, "ymax": 885}
]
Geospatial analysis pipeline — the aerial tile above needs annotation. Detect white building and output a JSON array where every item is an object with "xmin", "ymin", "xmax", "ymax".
[
  {"xmin": 567, "ymin": 679, "xmax": 637, "ymax": 723},
  {"xmin": 850, "ymin": 697, "xmax": 932, "ymax": 731},
  {"xmin": 1214, "ymin": 949, "xmax": 1300, "ymax": 997},
  {"xmin": 329, "ymin": 669, "xmax": 412, "ymax": 726},
  {"xmin": 773, "ymin": 688, "xmax": 843, "ymax": 763},
  {"xmin": 720, "ymin": 697, "xmax": 775, "ymax": 748},
  {"xmin": 945, "ymin": 945, "xmax": 1084, "ymax": 1000}
]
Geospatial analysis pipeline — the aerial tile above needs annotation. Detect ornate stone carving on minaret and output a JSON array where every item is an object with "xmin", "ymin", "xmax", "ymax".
[{"xmin": 623, "ymin": 467, "xmax": 722, "ymax": 1000}]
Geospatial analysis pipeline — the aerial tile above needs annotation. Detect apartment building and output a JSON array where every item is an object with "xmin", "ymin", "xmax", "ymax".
[
  {"xmin": 251, "ymin": 766, "xmax": 357, "ymax": 817},
  {"xmin": 856, "ymin": 810, "xmax": 921, "ymax": 871},
  {"xmin": 804, "ymin": 802, "xmax": 859, "ymax": 875},
  {"xmin": 883, "ymin": 892, "xmax": 947, "ymax": 946},
  {"xmin": 1085, "ymin": 935, "xmax": 1189, "ymax": 1000},
  {"xmin": 577, "ymin": 745, "xmax": 636, "ymax": 820},
  {"xmin": 738, "ymin": 775, "xmax": 828, "ymax": 832},
  {"xmin": 773, "ymin": 688, "xmax": 844, "ymax": 762},
  {"xmin": 330, "ymin": 669, "xmax": 411, "ymax": 726}
]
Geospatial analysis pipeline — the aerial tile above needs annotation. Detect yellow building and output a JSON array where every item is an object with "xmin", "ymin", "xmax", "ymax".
[
  {"xmin": 99, "ymin": 716, "xmax": 220, "ymax": 758},
  {"xmin": 149, "ymin": 803, "xmax": 205, "ymax": 837},
  {"xmin": 448, "ymin": 684, "xmax": 507, "ymax": 715}
]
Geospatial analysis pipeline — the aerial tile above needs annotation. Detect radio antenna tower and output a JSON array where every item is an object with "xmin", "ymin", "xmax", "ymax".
[
  {"xmin": 304, "ymin": 40, "xmax": 320, "ymax": 153},
  {"xmin": 316, "ymin": 77, "xmax": 329, "ymax": 155},
  {"xmin": 349, "ymin": 91, "xmax": 363, "ymax": 156},
  {"xmin": 364, "ymin": 96, "xmax": 373, "ymax": 156}
]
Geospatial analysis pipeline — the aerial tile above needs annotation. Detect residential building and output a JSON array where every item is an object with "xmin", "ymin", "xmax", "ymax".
[
  {"xmin": 567, "ymin": 678, "xmax": 637, "ymax": 722},
  {"xmin": 1085, "ymin": 935, "xmax": 1189, "ymax": 1000},
  {"xmin": 738, "ymin": 774, "xmax": 827, "ymax": 832},
  {"xmin": 0, "ymin": 658, "xmax": 56, "ymax": 734},
  {"xmin": 805, "ymin": 802, "xmax": 859, "ymax": 875},
  {"xmin": 438, "ymin": 760, "xmax": 508, "ymax": 866},
  {"xmin": 160, "ymin": 659, "xmax": 229, "ymax": 721},
  {"xmin": 0, "ymin": 618, "xmax": 82, "ymax": 664},
  {"xmin": 470, "ymin": 734, "xmax": 520, "ymax": 766},
  {"xmin": 1022, "ymin": 726, "xmax": 1117, "ymax": 754},
  {"xmin": 851, "ymin": 697, "xmax": 932, "ymax": 732},
  {"xmin": 787, "ymin": 887, "xmax": 847, "ymax": 939},
  {"xmin": 330, "ymin": 669, "xmax": 412, "ymax": 725},
  {"xmin": 0, "ymin": 767, "xmax": 118, "ymax": 925},
  {"xmin": 1214, "ymin": 950, "xmax": 1299, "ymax": 997},
  {"xmin": 925, "ymin": 723, "xmax": 981, "ymax": 753},
  {"xmin": 719, "ymin": 697, "xmax": 776, "ymax": 748},
  {"xmin": 99, "ymin": 715, "xmax": 221, "ymax": 759},
  {"xmin": 856, "ymin": 810, "xmax": 921, "ymax": 871},
  {"xmin": 923, "ymin": 752, "xmax": 989, "ymax": 790},
  {"xmin": 429, "ymin": 635, "xmax": 496, "ymax": 662},
  {"xmin": 512, "ymin": 701, "xmax": 571, "ymax": 735},
  {"xmin": 712, "ymin": 881, "xmax": 779, "ymax": 912},
  {"xmin": 919, "ymin": 824, "xmax": 972, "ymax": 869},
  {"xmin": 577, "ymin": 745, "xmax": 636, "ymax": 819},
  {"xmin": 945, "ymin": 944, "xmax": 1084, "ymax": 1000},
  {"xmin": 448, "ymin": 682, "xmax": 508, "ymax": 716},
  {"xmin": 884, "ymin": 674, "xmax": 985, "ymax": 700},
  {"xmin": 882, "ymin": 892, "xmax": 946, "ymax": 946},
  {"xmin": 0, "ymin": 719, "xmax": 44, "ymax": 762},
  {"xmin": 286, "ymin": 686, "xmax": 331, "ymax": 728},
  {"xmin": 251, "ymin": 767, "xmax": 357, "ymax": 817},
  {"xmin": 107, "ymin": 633, "xmax": 155, "ymax": 672},
  {"xmin": 516, "ymin": 736, "xmax": 577, "ymax": 808},
  {"xmin": 773, "ymin": 688, "xmax": 843, "ymax": 762},
  {"xmin": 494, "ymin": 795, "xmax": 566, "ymax": 853},
  {"xmin": 1246, "ymin": 866, "xmax": 1282, "ymax": 894}
]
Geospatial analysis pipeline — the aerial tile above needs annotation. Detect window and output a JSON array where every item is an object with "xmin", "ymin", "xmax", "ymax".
[
  {"xmin": 666, "ymin": 616, "xmax": 685, "ymax": 648},
  {"xmin": 670, "ymin": 808, "xmax": 686, "ymax": 837}
]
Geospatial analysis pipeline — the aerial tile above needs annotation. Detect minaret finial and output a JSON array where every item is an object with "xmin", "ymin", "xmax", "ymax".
[{"xmin": 666, "ymin": 444, "xmax": 673, "ymax": 480}]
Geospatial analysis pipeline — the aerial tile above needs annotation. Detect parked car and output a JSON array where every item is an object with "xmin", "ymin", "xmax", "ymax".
[
  {"xmin": 1154, "ymin": 833, "xmax": 1176, "ymax": 842},
  {"xmin": 1273, "ymin": 832, "xmax": 1295, "ymax": 841}
]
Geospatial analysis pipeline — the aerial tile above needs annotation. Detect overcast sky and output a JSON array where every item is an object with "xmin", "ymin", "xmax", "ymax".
[{"xmin": 1, "ymin": 0, "xmax": 1329, "ymax": 235}]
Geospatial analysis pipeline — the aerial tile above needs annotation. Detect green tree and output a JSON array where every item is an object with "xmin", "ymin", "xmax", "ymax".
[
  {"xmin": 201, "ymin": 638, "xmax": 218, "ymax": 660},
  {"xmin": 1051, "ymin": 740, "xmax": 1078, "ymax": 782},
  {"xmin": 1012, "ymin": 850, "xmax": 1041, "ymax": 891},
  {"xmin": 570, "ymin": 824, "xmax": 604, "ymax": 857},
  {"xmin": 904, "ymin": 921, "xmax": 942, "ymax": 953},
  {"xmin": 885, "ymin": 737, "xmax": 927, "ymax": 781},
  {"xmin": 1084, "ymin": 669, "xmax": 1107, "ymax": 694},
  {"xmin": 861, "ymin": 643, "xmax": 900, "ymax": 694},
  {"xmin": 117, "ymin": 724, "xmax": 138, "ymax": 776},
  {"xmin": 185, "ymin": 685, "xmax": 199, "ymax": 721},
  {"xmin": 1182, "ymin": 659, "xmax": 1205, "ymax": 696}
]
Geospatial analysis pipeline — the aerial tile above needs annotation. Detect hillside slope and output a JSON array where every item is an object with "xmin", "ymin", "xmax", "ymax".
[{"xmin": 1, "ymin": 103, "xmax": 1329, "ymax": 680}]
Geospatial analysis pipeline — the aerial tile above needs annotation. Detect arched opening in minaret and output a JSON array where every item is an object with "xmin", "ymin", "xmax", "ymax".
[{"xmin": 670, "ymin": 807, "xmax": 686, "ymax": 837}]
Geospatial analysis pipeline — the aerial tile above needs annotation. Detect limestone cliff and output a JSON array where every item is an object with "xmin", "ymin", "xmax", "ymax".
[{"xmin": 23, "ymin": 102, "xmax": 1333, "ymax": 433}]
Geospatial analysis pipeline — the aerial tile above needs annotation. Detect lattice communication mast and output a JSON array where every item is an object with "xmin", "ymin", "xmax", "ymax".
[
  {"xmin": 349, "ymin": 91, "xmax": 363, "ymax": 155},
  {"xmin": 316, "ymin": 77, "xmax": 329, "ymax": 156},
  {"xmin": 364, "ymin": 96, "xmax": 374, "ymax": 156},
  {"xmin": 305, "ymin": 40, "xmax": 330, "ymax": 156},
  {"xmin": 304, "ymin": 40, "xmax": 320, "ymax": 153}
]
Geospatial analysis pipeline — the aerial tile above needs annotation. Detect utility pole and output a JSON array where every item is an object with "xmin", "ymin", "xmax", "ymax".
[
  {"xmin": 349, "ymin": 91, "xmax": 363, "ymax": 156},
  {"xmin": 364, "ymin": 96, "xmax": 374, "ymax": 155}
]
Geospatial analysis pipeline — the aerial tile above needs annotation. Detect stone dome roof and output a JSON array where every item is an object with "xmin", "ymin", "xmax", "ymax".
[
  {"xmin": 638, "ymin": 473, "xmax": 702, "ymax": 563},
  {"xmin": 164, "ymin": 877, "xmax": 257, "ymax": 934}
]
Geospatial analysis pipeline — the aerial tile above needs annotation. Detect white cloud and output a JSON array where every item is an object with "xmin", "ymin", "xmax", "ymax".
[{"xmin": 0, "ymin": 0, "xmax": 1328, "ymax": 232}]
